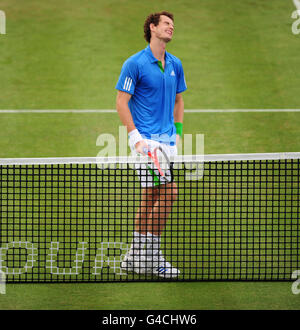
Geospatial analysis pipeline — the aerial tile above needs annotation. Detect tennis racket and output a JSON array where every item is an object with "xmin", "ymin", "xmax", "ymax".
[{"xmin": 143, "ymin": 146, "xmax": 173, "ymax": 183}]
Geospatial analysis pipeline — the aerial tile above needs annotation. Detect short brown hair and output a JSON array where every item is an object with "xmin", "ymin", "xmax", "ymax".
[{"xmin": 143, "ymin": 11, "xmax": 174, "ymax": 43}]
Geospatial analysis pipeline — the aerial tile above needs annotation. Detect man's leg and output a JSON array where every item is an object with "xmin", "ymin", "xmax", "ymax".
[
  {"xmin": 139, "ymin": 182, "xmax": 177, "ymax": 235},
  {"xmin": 122, "ymin": 182, "xmax": 180, "ymax": 277},
  {"xmin": 135, "ymin": 182, "xmax": 177, "ymax": 234},
  {"xmin": 144, "ymin": 182, "xmax": 180, "ymax": 277},
  {"xmin": 135, "ymin": 186, "xmax": 160, "ymax": 235}
]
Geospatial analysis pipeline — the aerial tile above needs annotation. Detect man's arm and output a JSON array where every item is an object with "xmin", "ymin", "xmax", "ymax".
[
  {"xmin": 116, "ymin": 90, "xmax": 149, "ymax": 154},
  {"xmin": 174, "ymin": 93, "xmax": 184, "ymax": 145},
  {"xmin": 116, "ymin": 90, "xmax": 135, "ymax": 132}
]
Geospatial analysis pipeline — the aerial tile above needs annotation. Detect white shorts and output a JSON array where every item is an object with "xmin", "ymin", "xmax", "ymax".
[{"xmin": 130, "ymin": 139, "xmax": 177, "ymax": 188}]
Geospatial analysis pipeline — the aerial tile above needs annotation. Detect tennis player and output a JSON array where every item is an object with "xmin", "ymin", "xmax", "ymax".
[{"xmin": 116, "ymin": 11, "xmax": 187, "ymax": 278}]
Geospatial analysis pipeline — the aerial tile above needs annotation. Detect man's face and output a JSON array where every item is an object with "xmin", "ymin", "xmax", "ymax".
[{"xmin": 151, "ymin": 15, "xmax": 174, "ymax": 43}]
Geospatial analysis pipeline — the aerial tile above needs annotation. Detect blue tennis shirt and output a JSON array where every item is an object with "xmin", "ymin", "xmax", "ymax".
[{"xmin": 115, "ymin": 45, "xmax": 187, "ymax": 145}]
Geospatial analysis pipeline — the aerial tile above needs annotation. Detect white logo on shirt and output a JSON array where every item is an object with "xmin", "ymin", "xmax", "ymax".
[{"xmin": 170, "ymin": 70, "xmax": 175, "ymax": 76}]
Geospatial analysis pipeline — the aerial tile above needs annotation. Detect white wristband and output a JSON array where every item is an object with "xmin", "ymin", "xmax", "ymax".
[{"xmin": 128, "ymin": 129, "xmax": 143, "ymax": 149}]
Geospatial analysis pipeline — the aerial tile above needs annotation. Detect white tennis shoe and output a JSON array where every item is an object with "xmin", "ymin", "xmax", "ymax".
[
  {"xmin": 121, "ymin": 251, "xmax": 180, "ymax": 278},
  {"xmin": 121, "ymin": 233, "xmax": 180, "ymax": 278},
  {"xmin": 151, "ymin": 251, "xmax": 180, "ymax": 278}
]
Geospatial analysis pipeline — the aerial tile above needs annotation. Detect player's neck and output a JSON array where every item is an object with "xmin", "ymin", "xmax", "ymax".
[{"xmin": 149, "ymin": 39, "xmax": 166, "ymax": 62}]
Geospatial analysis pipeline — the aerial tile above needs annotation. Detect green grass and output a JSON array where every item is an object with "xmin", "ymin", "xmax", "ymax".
[
  {"xmin": 0, "ymin": 0, "xmax": 300, "ymax": 310},
  {"xmin": 0, "ymin": 0, "xmax": 300, "ymax": 109},
  {"xmin": 0, "ymin": 112, "xmax": 300, "ymax": 158},
  {"xmin": 1, "ymin": 282, "xmax": 299, "ymax": 310}
]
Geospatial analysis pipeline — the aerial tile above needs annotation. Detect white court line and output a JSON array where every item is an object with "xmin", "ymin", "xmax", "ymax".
[
  {"xmin": 186, "ymin": 109, "xmax": 300, "ymax": 113},
  {"xmin": 0, "ymin": 109, "xmax": 300, "ymax": 113},
  {"xmin": 0, "ymin": 109, "xmax": 117, "ymax": 113}
]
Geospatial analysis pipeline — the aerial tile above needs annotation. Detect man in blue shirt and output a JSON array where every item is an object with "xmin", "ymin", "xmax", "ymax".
[{"xmin": 116, "ymin": 11, "xmax": 187, "ymax": 278}]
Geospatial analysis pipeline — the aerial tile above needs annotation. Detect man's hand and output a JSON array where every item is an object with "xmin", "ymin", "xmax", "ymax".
[{"xmin": 135, "ymin": 140, "xmax": 150, "ymax": 155}]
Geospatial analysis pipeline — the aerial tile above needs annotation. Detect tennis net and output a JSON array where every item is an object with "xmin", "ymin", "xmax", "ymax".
[{"xmin": 0, "ymin": 152, "xmax": 299, "ymax": 282}]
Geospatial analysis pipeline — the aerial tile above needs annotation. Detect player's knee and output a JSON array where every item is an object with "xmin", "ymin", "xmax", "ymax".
[
  {"xmin": 143, "ymin": 187, "xmax": 159, "ymax": 203},
  {"xmin": 161, "ymin": 182, "xmax": 177, "ymax": 202}
]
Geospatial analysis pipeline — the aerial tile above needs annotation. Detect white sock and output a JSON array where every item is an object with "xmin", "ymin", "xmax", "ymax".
[
  {"xmin": 129, "ymin": 231, "xmax": 147, "ymax": 256},
  {"xmin": 145, "ymin": 233, "xmax": 161, "ymax": 256}
]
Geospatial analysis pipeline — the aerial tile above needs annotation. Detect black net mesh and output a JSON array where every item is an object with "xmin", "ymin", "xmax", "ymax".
[{"xmin": 0, "ymin": 157, "xmax": 299, "ymax": 282}]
